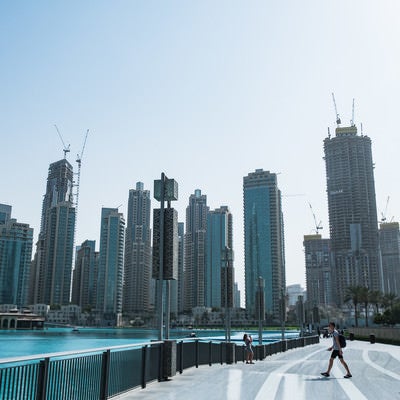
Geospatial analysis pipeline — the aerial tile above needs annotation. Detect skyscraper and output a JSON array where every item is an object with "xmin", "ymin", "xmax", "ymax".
[
  {"xmin": 0, "ymin": 204, "xmax": 33, "ymax": 306},
  {"xmin": 324, "ymin": 125, "xmax": 380, "ymax": 305},
  {"xmin": 97, "ymin": 207, "xmax": 125, "ymax": 326},
  {"xmin": 0, "ymin": 204, "xmax": 12, "ymax": 224},
  {"xmin": 123, "ymin": 182, "xmax": 152, "ymax": 315},
  {"xmin": 31, "ymin": 159, "xmax": 76, "ymax": 306},
  {"xmin": 72, "ymin": 240, "xmax": 99, "ymax": 310},
  {"xmin": 176, "ymin": 222, "xmax": 185, "ymax": 314},
  {"xmin": 243, "ymin": 169, "xmax": 286, "ymax": 321},
  {"xmin": 205, "ymin": 206, "xmax": 233, "ymax": 308},
  {"xmin": 304, "ymin": 234, "xmax": 332, "ymax": 308},
  {"xmin": 184, "ymin": 189, "xmax": 209, "ymax": 311},
  {"xmin": 379, "ymin": 222, "xmax": 400, "ymax": 296}
]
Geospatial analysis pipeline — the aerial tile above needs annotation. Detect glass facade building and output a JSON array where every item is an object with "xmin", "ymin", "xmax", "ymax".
[
  {"xmin": 0, "ymin": 205, "xmax": 33, "ymax": 306},
  {"xmin": 205, "ymin": 206, "xmax": 233, "ymax": 308},
  {"xmin": 97, "ymin": 207, "xmax": 125, "ymax": 326},
  {"xmin": 243, "ymin": 169, "xmax": 286, "ymax": 321},
  {"xmin": 72, "ymin": 240, "xmax": 98, "ymax": 310},
  {"xmin": 379, "ymin": 222, "xmax": 400, "ymax": 296}
]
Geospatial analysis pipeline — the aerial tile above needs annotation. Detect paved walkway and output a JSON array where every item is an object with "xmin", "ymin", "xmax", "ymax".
[{"xmin": 117, "ymin": 338, "xmax": 400, "ymax": 400}]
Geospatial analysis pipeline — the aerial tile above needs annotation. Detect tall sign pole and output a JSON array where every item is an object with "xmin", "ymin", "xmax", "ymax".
[
  {"xmin": 153, "ymin": 174, "xmax": 178, "ymax": 341},
  {"xmin": 158, "ymin": 174, "xmax": 165, "ymax": 341}
]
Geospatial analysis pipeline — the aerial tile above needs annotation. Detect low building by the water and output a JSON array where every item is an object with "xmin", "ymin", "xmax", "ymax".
[{"xmin": 0, "ymin": 309, "xmax": 45, "ymax": 329}]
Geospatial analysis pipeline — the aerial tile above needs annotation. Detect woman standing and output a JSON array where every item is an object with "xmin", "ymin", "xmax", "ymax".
[{"xmin": 243, "ymin": 333, "xmax": 254, "ymax": 364}]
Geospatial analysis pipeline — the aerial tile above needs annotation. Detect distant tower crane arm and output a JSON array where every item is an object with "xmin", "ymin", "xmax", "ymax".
[
  {"xmin": 331, "ymin": 93, "xmax": 341, "ymax": 126},
  {"xmin": 54, "ymin": 124, "xmax": 70, "ymax": 159},
  {"xmin": 308, "ymin": 202, "xmax": 323, "ymax": 234}
]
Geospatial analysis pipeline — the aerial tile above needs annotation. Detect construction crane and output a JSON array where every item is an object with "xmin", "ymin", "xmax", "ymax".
[
  {"xmin": 350, "ymin": 98, "xmax": 355, "ymax": 126},
  {"xmin": 381, "ymin": 196, "xmax": 390, "ymax": 222},
  {"xmin": 54, "ymin": 124, "xmax": 71, "ymax": 159},
  {"xmin": 74, "ymin": 129, "xmax": 89, "ymax": 215},
  {"xmin": 308, "ymin": 202, "xmax": 323, "ymax": 235},
  {"xmin": 331, "ymin": 93, "xmax": 341, "ymax": 126}
]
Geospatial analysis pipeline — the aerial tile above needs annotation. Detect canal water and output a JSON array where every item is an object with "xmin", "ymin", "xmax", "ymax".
[{"xmin": 0, "ymin": 328, "xmax": 299, "ymax": 360}]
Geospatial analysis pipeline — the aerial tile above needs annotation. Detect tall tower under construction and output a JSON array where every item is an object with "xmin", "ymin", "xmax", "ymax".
[
  {"xmin": 31, "ymin": 159, "xmax": 76, "ymax": 305},
  {"xmin": 324, "ymin": 122, "xmax": 380, "ymax": 306}
]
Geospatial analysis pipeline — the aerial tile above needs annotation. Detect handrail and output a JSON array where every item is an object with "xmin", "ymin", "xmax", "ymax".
[{"xmin": 0, "ymin": 340, "xmax": 165, "ymax": 365}]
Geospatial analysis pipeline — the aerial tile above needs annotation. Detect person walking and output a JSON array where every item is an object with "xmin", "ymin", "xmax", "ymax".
[
  {"xmin": 243, "ymin": 333, "xmax": 254, "ymax": 364},
  {"xmin": 321, "ymin": 322, "xmax": 352, "ymax": 378}
]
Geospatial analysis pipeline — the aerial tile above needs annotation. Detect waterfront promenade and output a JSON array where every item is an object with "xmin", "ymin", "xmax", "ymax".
[{"xmin": 120, "ymin": 339, "xmax": 400, "ymax": 400}]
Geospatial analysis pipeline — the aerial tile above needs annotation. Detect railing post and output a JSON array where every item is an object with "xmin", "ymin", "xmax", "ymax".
[
  {"xmin": 179, "ymin": 341, "xmax": 183, "ymax": 374},
  {"xmin": 141, "ymin": 345, "xmax": 147, "ymax": 389},
  {"xmin": 158, "ymin": 343, "xmax": 164, "ymax": 381},
  {"xmin": 195, "ymin": 339, "xmax": 199, "ymax": 368},
  {"xmin": 220, "ymin": 342, "xmax": 223, "ymax": 365},
  {"xmin": 36, "ymin": 357, "xmax": 49, "ymax": 400},
  {"xmin": 99, "ymin": 350, "xmax": 110, "ymax": 400},
  {"xmin": 208, "ymin": 341, "xmax": 212, "ymax": 366}
]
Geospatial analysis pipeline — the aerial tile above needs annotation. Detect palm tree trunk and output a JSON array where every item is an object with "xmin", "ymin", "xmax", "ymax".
[{"xmin": 355, "ymin": 304, "xmax": 358, "ymax": 327}]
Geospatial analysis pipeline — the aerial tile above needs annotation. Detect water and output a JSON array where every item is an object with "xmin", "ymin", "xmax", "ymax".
[{"xmin": 0, "ymin": 328, "xmax": 299, "ymax": 360}]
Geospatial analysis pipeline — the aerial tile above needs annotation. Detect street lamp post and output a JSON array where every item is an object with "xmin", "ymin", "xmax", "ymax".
[
  {"xmin": 221, "ymin": 247, "xmax": 234, "ymax": 343},
  {"xmin": 256, "ymin": 277, "xmax": 265, "ymax": 345},
  {"xmin": 281, "ymin": 287, "xmax": 286, "ymax": 341}
]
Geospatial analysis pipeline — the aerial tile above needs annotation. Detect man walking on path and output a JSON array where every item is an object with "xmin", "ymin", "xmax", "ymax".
[{"xmin": 321, "ymin": 321, "xmax": 352, "ymax": 378}]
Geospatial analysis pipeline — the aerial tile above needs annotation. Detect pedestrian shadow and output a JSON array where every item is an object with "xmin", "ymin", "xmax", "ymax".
[{"xmin": 303, "ymin": 377, "xmax": 338, "ymax": 381}]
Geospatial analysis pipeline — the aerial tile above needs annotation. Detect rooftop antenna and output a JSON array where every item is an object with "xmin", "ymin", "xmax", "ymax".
[
  {"xmin": 331, "ymin": 93, "xmax": 341, "ymax": 126},
  {"xmin": 350, "ymin": 98, "xmax": 355, "ymax": 126},
  {"xmin": 308, "ymin": 202, "xmax": 323, "ymax": 235},
  {"xmin": 54, "ymin": 124, "xmax": 70, "ymax": 159},
  {"xmin": 361, "ymin": 122, "xmax": 363, "ymax": 136}
]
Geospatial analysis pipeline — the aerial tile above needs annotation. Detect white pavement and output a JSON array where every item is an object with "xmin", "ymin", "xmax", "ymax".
[{"xmin": 116, "ymin": 339, "xmax": 400, "ymax": 400}]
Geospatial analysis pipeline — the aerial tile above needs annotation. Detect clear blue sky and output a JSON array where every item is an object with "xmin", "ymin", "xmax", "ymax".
[{"xmin": 2, "ymin": 1, "xmax": 400, "ymax": 299}]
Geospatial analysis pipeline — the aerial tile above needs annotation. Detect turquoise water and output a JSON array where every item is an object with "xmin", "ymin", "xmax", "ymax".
[{"xmin": 0, "ymin": 328, "xmax": 299, "ymax": 360}]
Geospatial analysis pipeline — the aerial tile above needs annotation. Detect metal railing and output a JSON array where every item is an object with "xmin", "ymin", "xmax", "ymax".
[{"xmin": 0, "ymin": 336, "xmax": 319, "ymax": 399}]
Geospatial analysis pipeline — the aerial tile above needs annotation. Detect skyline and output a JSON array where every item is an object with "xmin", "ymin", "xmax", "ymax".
[{"xmin": 2, "ymin": 1, "xmax": 400, "ymax": 297}]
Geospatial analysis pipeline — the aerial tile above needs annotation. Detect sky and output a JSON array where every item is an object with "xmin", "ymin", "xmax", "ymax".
[{"xmin": 2, "ymin": 1, "xmax": 400, "ymax": 301}]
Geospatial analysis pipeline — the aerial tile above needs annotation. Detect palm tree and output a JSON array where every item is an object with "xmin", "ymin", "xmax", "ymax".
[
  {"xmin": 358, "ymin": 286, "xmax": 370, "ymax": 327},
  {"xmin": 344, "ymin": 286, "xmax": 363, "ymax": 327},
  {"xmin": 368, "ymin": 290, "xmax": 382, "ymax": 315},
  {"xmin": 382, "ymin": 293, "xmax": 398, "ymax": 311}
]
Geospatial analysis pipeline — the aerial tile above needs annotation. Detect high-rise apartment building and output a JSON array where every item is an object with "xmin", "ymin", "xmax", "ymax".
[
  {"xmin": 170, "ymin": 222, "xmax": 185, "ymax": 315},
  {"xmin": 0, "ymin": 204, "xmax": 33, "ymax": 306},
  {"xmin": 379, "ymin": 222, "xmax": 400, "ymax": 296},
  {"xmin": 0, "ymin": 204, "xmax": 12, "ymax": 224},
  {"xmin": 31, "ymin": 159, "xmax": 76, "ymax": 306},
  {"xmin": 304, "ymin": 234, "xmax": 332, "ymax": 307},
  {"xmin": 97, "ymin": 207, "xmax": 125, "ymax": 326},
  {"xmin": 324, "ymin": 125, "xmax": 380, "ymax": 305},
  {"xmin": 176, "ymin": 222, "xmax": 185, "ymax": 314},
  {"xmin": 123, "ymin": 182, "xmax": 152, "ymax": 315},
  {"xmin": 205, "ymin": 206, "xmax": 233, "ymax": 308},
  {"xmin": 184, "ymin": 189, "xmax": 209, "ymax": 311},
  {"xmin": 72, "ymin": 240, "xmax": 99, "ymax": 310},
  {"xmin": 243, "ymin": 169, "xmax": 286, "ymax": 321}
]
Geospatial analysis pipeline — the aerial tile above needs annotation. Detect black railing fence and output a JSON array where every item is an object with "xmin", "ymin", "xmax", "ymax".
[{"xmin": 0, "ymin": 336, "xmax": 319, "ymax": 399}]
